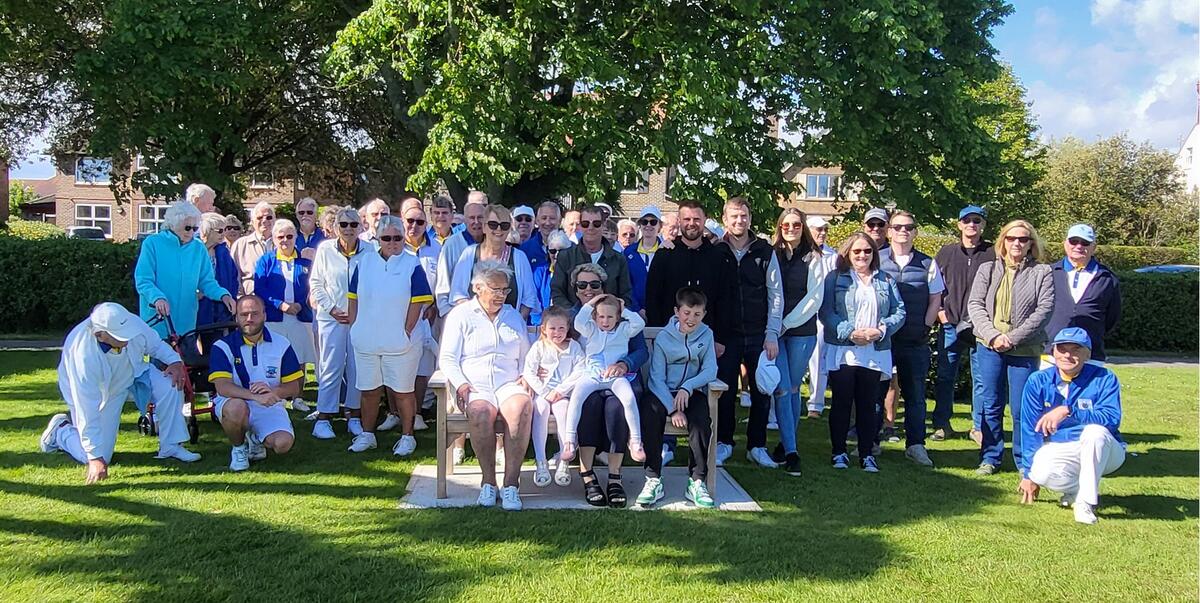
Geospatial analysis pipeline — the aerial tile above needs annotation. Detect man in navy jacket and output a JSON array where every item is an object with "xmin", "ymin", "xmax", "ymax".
[{"xmin": 1044, "ymin": 224, "xmax": 1121, "ymax": 363}]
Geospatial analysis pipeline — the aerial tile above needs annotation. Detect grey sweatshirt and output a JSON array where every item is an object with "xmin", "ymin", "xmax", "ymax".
[{"xmin": 647, "ymin": 317, "xmax": 719, "ymax": 411}]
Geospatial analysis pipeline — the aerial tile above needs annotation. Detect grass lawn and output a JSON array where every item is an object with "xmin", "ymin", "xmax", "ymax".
[{"xmin": 0, "ymin": 351, "xmax": 1195, "ymax": 602}]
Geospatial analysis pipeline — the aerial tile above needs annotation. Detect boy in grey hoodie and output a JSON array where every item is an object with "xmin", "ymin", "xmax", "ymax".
[{"xmin": 636, "ymin": 287, "xmax": 719, "ymax": 508}]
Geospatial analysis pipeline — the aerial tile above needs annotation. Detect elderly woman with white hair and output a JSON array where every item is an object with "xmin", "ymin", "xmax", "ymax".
[
  {"xmin": 230, "ymin": 201, "xmax": 276, "ymax": 294},
  {"xmin": 359, "ymin": 198, "xmax": 391, "ymax": 244},
  {"xmin": 186, "ymin": 183, "xmax": 216, "ymax": 213},
  {"xmin": 448, "ymin": 204, "xmax": 540, "ymax": 320},
  {"xmin": 223, "ymin": 215, "xmax": 244, "ymax": 246},
  {"xmin": 308, "ymin": 206, "xmax": 368, "ymax": 440},
  {"xmin": 440, "ymin": 260, "xmax": 533, "ymax": 511},
  {"xmin": 135, "ymin": 201, "xmax": 235, "ymax": 339},
  {"xmin": 254, "ymin": 219, "xmax": 317, "ymax": 373},
  {"xmin": 196, "ymin": 212, "xmax": 241, "ymax": 328}
]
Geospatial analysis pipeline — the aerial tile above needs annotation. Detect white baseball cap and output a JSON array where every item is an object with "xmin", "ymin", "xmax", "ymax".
[
  {"xmin": 755, "ymin": 351, "xmax": 781, "ymax": 395},
  {"xmin": 639, "ymin": 206, "xmax": 662, "ymax": 220},
  {"xmin": 512, "ymin": 205, "xmax": 534, "ymax": 218},
  {"xmin": 90, "ymin": 302, "xmax": 142, "ymax": 342},
  {"xmin": 806, "ymin": 216, "xmax": 829, "ymax": 229}
]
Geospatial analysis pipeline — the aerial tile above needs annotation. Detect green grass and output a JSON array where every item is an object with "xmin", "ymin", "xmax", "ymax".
[{"xmin": 0, "ymin": 351, "xmax": 1195, "ymax": 602}]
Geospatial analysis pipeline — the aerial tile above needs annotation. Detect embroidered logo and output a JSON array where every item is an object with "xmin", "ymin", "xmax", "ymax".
[
  {"xmin": 266, "ymin": 365, "xmax": 279, "ymax": 379},
  {"xmin": 1078, "ymin": 398, "xmax": 1094, "ymax": 410}
]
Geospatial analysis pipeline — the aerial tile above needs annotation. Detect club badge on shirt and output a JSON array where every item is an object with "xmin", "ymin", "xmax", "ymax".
[
  {"xmin": 1077, "ymin": 398, "xmax": 1094, "ymax": 410},
  {"xmin": 266, "ymin": 366, "xmax": 279, "ymax": 379}
]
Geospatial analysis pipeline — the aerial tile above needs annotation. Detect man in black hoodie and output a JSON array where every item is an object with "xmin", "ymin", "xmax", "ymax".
[{"xmin": 644, "ymin": 201, "xmax": 734, "ymax": 336}]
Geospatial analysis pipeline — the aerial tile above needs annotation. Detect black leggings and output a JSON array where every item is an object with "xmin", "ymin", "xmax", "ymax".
[
  {"xmin": 576, "ymin": 390, "xmax": 629, "ymax": 454},
  {"xmin": 829, "ymin": 365, "xmax": 882, "ymax": 458}
]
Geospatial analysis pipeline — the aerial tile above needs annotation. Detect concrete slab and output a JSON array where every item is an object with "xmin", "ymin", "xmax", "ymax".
[{"xmin": 399, "ymin": 463, "xmax": 761, "ymax": 512}]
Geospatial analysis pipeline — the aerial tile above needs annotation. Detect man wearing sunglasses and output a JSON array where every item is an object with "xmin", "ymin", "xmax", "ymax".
[
  {"xmin": 358, "ymin": 198, "xmax": 391, "ymax": 244},
  {"xmin": 549, "ymin": 205, "xmax": 633, "ymax": 309},
  {"xmin": 862, "ymin": 207, "xmax": 890, "ymax": 249},
  {"xmin": 1043, "ymin": 224, "xmax": 1121, "ymax": 366},
  {"xmin": 229, "ymin": 201, "xmax": 277, "ymax": 295},
  {"xmin": 427, "ymin": 195, "xmax": 459, "ymax": 245},
  {"xmin": 933, "ymin": 205, "xmax": 995, "ymax": 443},
  {"xmin": 512, "ymin": 205, "xmax": 536, "ymax": 244},
  {"xmin": 293, "ymin": 197, "xmax": 325, "ymax": 261}
]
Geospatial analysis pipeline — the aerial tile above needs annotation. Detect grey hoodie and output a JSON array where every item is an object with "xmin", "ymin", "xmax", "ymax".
[{"xmin": 647, "ymin": 317, "xmax": 718, "ymax": 411}]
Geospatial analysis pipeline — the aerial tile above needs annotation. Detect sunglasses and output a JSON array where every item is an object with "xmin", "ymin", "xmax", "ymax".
[
  {"xmin": 182, "ymin": 225, "xmax": 198, "ymax": 232},
  {"xmin": 575, "ymin": 280, "xmax": 603, "ymax": 290},
  {"xmin": 276, "ymin": 234, "xmax": 295, "ymax": 240},
  {"xmin": 406, "ymin": 218, "xmax": 426, "ymax": 226},
  {"xmin": 339, "ymin": 221, "xmax": 360, "ymax": 229},
  {"xmin": 223, "ymin": 225, "xmax": 240, "ymax": 232},
  {"xmin": 890, "ymin": 224, "xmax": 916, "ymax": 232},
  {"xmin": 548, "ymin": 248, "xmax": 562, "ymax": 255},
  {"xmin": 1067, "ymin": 238, "xmax": 1092, "ymax": 247},
  {"xmin": 296, "ymin": 210, "xmax": 315, "ymax": 216},
  {"xmin": 514, "ymin": 215, "xmax": 532, "ymax": 223},
  {"xmin": 1004, "ymin": 235, "xmax": 1031, "ymax": 243},
  {"xmin": 638, "ymin": 218, "xmax": 659, "ymax": 226},
  {"xmin": 487, "ymin": 221, "xmax": 511, "ymax": 231},
  {"xmin": 780, "ymin": 222, "xmax": 804, "ymax": 230},
  {"xmin": 378, "ymin": 235, "xmax": 402, "ymax": 242},
  {"xmin": 579, "ymin": 220, "xmax": 603, "ymax": 229},
  {"xmin": 960, "ymin": 217, "xmax": 983, "ymax": 225},
  {"xmin": 865, "ymin": 220, "xmax": 887, "ymax": 229},
  {"xmin": 850, "ymin": 248, "xmax": 873, "ymax": 255}
]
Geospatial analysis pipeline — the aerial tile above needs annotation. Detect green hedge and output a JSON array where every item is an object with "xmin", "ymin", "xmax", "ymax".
[
  {"xmin": 1046, "ymin": 245, "xmax": 1196, "ymax": 272},
  {"xmin": 1107, "ymin": 271, "xmax": 1198, "ymax": 353},
  {"xmin": 1, "ymin": 219, "xmax": 67, "ymax": 240},
  {"xmin": 0, "ymin": 238, "xmax": 138, "ymax": 332}
]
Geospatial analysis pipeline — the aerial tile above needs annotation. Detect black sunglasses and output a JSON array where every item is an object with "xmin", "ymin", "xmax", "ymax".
[
  {"xmin": 960, "ymin": 217, "xmax": 983, "ymax": 225},
  {"xmin": 1067, "ymin": 238, "xmax": 1092, "ymax": 247},
  {"xmin": 1004, "ymin": 235, "xmax": 1031, "ymax": 243},
  {"xmin": 223, "ymin": 225, "xmax": 240, "ymax": 232},
  {"xmin": 865, "ymin": 220, "xmax": 887, "ymax": 229},
  {"xmin": 487, "ymin": 221, "xmax": 511, "ymax": 231},
  {"xmin": 638, "ymin": 218, "xmax": 659, "ymax": 226},
  {"xmin": 378, "ymin": 235, "xmax": 402, "ymax": 242},
  {"xmin": 850, "ymin": 248, "xmax": 873, "ymax": 255},
  {"xmin": 514, "ymin": 215, "xmax": 532, "ymax": 222},
  {"xmin": 890, "ymin": 224, "xmax": 916, "ymax": 232},
  {"xmin": 579, "ymin": 220, "xmax": 603, "ymax": 229},
  {"xmin": 406, "ymin": 218, "xmax": 426, "ymax": 226},
  {"xmin": 548, "ymin": 248, "xmax": 562, "ymax": 255},
  {"xmin": 575, "ymin": 280, "xmax": 603, "ymax": 290},
  {"xmin": 182, "ymin": 225, "xmax": 198, "ymax": 232},
  {"xmin": 296, "ymin": 210, "xmax": 315, "ymax": 216},
  {"xmin": 339, "ymin": 221, "xmax": 360, "ymax": 229}
]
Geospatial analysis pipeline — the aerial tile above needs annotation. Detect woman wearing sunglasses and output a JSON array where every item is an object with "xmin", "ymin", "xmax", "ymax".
[
  {"xmin": 967, "ymin": 219, "xmax": 1054, "ymax": 477},
  {"xmin": 619, "ymin": 206, "xmax": 663, "ymax": 317},
  {"xmin": 309, "ymin": 207, "xmax": 368, "ymax": 440},
  {"xmin": 223, "ymin": 215, "xmax": 244, "ymax": 247},
  {"xmin": 135, "ymin": 201, "xmax": 236, "ymax": 339},
  {"xmin": 254, "ymin": 219, "xmax": 317, "ymax": 377},
  {"xmin": 448, "ymin": 204, "xmax": 540, "ymax": 321},
  {"xmin": 196, "ymin": 212, "xmax": 241, "ymax": 331},
  {"xmin": 818, "ymin": 231, "xmax": 905, "ymax": 473}
]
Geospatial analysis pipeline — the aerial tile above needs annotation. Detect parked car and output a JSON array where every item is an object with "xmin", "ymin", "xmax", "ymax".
[
  {"xmin": 65, "ymin": 227, "xmax": 109, "ymax": 241},
  {"xmin": 1133, "ymin": 264, "xmax": 1199, "ymax": 274}
]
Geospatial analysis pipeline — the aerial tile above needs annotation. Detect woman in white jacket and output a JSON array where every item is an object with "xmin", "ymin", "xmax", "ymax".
[
  {"xmin": 448, "ymin": 204, "xmax": 540, "ymax": 320},
  {"xmin": 770, "ymin": 209, "xmax": 827, "ymax": 476},
  {"xmin": 308, "ymin": 207, "xmax": 368, "ymax": 440}
]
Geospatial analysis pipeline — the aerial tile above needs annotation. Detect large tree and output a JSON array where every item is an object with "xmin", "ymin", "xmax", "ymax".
[{"xmin": 330, "ymin": 0, "xmax": 1014, "ymax": 219}]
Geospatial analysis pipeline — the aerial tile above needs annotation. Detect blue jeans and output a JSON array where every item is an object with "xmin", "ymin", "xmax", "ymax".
[
  {"xmin": 773, "ymin": 335, "xmax": 817, "ymax": 454},
  {"xmin": 892, "ymin": 339, "xmax": 931, "ymax": 447},
  {"xmin": 974, "ymin": 344, "xmax": 1038, "ymax": 469},
  {"xmin": 934, "ymin": 324, "xmax": 983, "ymax": 430}
]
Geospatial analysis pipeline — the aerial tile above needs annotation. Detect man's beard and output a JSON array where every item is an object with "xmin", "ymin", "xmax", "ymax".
[{"xmin": 240, "ymin": 323, "xmax": 264, "ymax": 338}]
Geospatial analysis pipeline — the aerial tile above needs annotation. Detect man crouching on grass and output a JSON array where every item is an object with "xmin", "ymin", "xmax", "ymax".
[{"xmin": 1017, "ymin": 327, "xmax": 1125, "ymax": 525}]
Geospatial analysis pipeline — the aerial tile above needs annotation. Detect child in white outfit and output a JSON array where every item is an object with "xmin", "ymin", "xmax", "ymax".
[
  {"xmin": 562, "ymin": 294, "xmax": 647, "ymax": 462},
  {"xmin": 522, "ymin": 306, "xmax": 585, "ymax": 487}
]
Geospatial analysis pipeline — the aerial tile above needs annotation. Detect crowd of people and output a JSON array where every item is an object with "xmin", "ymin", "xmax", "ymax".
[{"xmin": 38, "ymin": 185, "xmax": 1127, "ymax": 524}]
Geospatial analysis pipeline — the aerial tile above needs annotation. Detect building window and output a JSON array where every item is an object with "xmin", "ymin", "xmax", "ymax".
[
  {"xmin": 75, "ymin": 157, "xmax": 113, "ymax": 185},
  {"xmin": 620, "ymin": 170, "xmax": 650, "ymax": 194},
  {"xmin": 804, "ymin": 174, "xmax": 841, "ymax": 199},
  {"xmin": 249, "ymin": 172, "xmax": 275, "ymax": 189},
  {"xmin": 138, "ymin": 205, "xmax": 169, "ymax": 235},
  {"xmin": 75, "ymin": 204, "xmax": 112, "ymax": 235}
]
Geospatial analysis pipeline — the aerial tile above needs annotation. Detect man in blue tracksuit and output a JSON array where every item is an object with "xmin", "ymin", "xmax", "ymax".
[{"xmin": 1017, "ymin": 327, "xmax": 1125, "ymax": 525}]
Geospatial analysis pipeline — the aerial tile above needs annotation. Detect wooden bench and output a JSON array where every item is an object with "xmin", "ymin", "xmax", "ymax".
[{"xmin": 430, "ymin": 326, "xmax": 727, "ymax": 499}]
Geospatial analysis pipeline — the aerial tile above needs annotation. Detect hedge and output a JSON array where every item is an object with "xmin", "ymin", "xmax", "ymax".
[
  {"xmin": 1, "ymin": 219, "xmax": 67, "ymax": 241},
  {"xmin": 1107, "ymin": 271, "xmax": 1198, "ymax": 353}
]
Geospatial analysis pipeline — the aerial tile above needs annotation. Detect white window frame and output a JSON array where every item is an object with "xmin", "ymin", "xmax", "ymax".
[
  {"xmin": 620, "ymin": 170, "xmax": 650, "ymax": 194},
  {"xmin": 138, "ymin": 204, "xmax": 170, "ymax": 235},
  {"xmin": 804, "ymin": 174, "xmax": 841, "ymax": 200},
  {"xmin": 75, "ymin": 157, "xmax": 113, "ymax": 186},
  {"xmin": 249, "ymin": 172, "xmax": 276, "ymax": 189},
  {"xmin": 74, "ymin": 203, "xmax": 113, "ymax": 236}
]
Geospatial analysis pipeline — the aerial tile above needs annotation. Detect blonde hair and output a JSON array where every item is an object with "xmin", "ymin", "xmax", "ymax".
[
  {"xmin": 996, "ymin": 219, "xmax": 1045, "ymax": 263},
  {"xmin": 538, "ymin": 306, "xmax": 575, "ymax": 343}
]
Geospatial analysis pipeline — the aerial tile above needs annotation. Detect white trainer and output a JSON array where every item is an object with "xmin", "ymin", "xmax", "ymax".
[
  {"xmin": 304, "ymin": 410, "xmax": 320, "ymax": 422},
  {"xmin": 500, "ymin": 485, "xmax": 522, "ymax": 511},
  {"xmin": 156, "ymin": 445, "xmax": 202, "ymax": 463},
  {"xmin": 377, "ymin": 413, "xmax": 401, "ymax": 431},
  {"xmin": 477, "ymin": 483, "xmax": 498, "ymax": 507},
  {"xmin": 246, "ymin": 432, "xmax": 266, "ymax": 461},
  {"xmin": 229, "ymin": 444, "xmax": 250, "ymax": 472},
  {"xmin": 348, "ymin": 432, "xmax": 378, "ymax": 453},
  {"xmin": 452, "ymin": 446, "xmax": 466, "ymax": 465},
  {"xmin": 661, "ymin": 443, "xmax": 674, "ymax": 467},
  {"xmin": 533, "ymin": 462, "xmax": 552, "ymax": 487},
  {"xmin": 289, "ymin": 398, "xmax": 311, "ymax": 412},
  {"xmin": 413, "ymin": 415, "xmax": 429, "ymax": 431},
  {"xmin": 40, "ymin": 413, "xmax": 69, "ymax": 453},
  {"xmin": 312, "ymin": 420, "xmax": 335, "ymax": 440},
  {"xmin": 1074, "ymin": 501, "xmax": 1098, "ymax": 525},
  {"xmin": 746, "ymin": 447, "xmax": 778, "ymax": 468},
  {"xmin": 347, "ymin": 417, "xmax": 364, "ymax": 436},
  {"xmin": 554, "ymin": 457, "xmax": 572, "ymax": 486},
  {"xmin": 393, "ymin": 434, "xmax": 417, "ymax": 457},
  {"xmin": 739, "ymin": 391, "xmax": 752, "ymax": 408},
  {"xmin": 715, "ymin": 442, "xmax": 733, "ymax": 466}
]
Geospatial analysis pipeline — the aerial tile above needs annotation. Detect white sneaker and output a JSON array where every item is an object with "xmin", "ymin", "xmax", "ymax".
[
  {"xmin": 289, "ymin": 398, "xmax": 311, "ymax": 412},
  {"xmin": 1073, "ymin": 501, "xmax": 1098, "ymax": 525},
  {"xmin": 347, "ymin": 417, "xmax": 364, "ymax": 436},
  {"xmin": 246, "ymin": 432, "xmax": 266, "ymax": 461},
  {"xmin": 661, "ymin": 444, "xmax": 674, "ymax": 467},
  {"xmin": 40, "ymin": 413, "xmax": 69, "ymax": 453},
  {"xmin": 413, "ymin": 415, "xmax": 428, "ymax": 431},
  {"xmin": 767, "ymin": 421, "xmax": 779, "ymax": 431},
  {"xmin": 229, "ymin": 444, "xmax": 250, "ymax": 471},
  {"xmin": 348, "ymin": 432, "xmax": 377, "ymax": 453},
  {"xmin": 739, "ymin": 391, "xmax": 752, "ymax": 408},
  {"xmin": 533, "ymin": 462, "xmax": 552, "ymax": 487},
  {"xmin": 312, "ymin": 420, "xmax": 335, "ymax": 440},
  {"xmin": 392, "ymin": 434, "xmax": 417, "ymax": 457},
  {"xmin": 452, "ymin": 446, "xmax": 466, "ymax": 465},
  {"xmin": 746, "ymin": 447, "xmax": 778, "ymax": 468},
  {"xmin": 904, "ymin": 444, "xmax": 934, "ymax": 467},
  {"xmin": 156, "ymin": 444, "xmax": 202, "ymax": 463},
  {"xmin": 715, "ymin": 442, "xmax": 733, "ymax": 466},
  {"xmin": 554, "ymin": 457, "xmax": 572, "ymax": 486},
  {"xmin": 304, "ymin": 410, "xmax": 320, "ymax": 422},
  {"xmin": 477, "ymin": 483, "xmax": 498, "ymax": 507},
  {"xmin": 1060, "ymin": 491, "xmax": 1078, "ymax": 507},
  {"xmin": 377, "ymin": 413, "xmax": 401, "ymax": 431},
  {"xmin": 500, "ymin": 485, "xmax": 522, "ymax": 511}
]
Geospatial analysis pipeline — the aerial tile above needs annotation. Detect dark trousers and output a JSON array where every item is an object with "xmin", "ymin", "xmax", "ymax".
[
  {"xmin": 892, "ymin": 340, "xmax": 931, "ymax": 447},
  {"xmin": 716, "ymin": 333, "xmax": 767, "ymax": 448},
  {"xmin": 576, "ymin": 390, "xmax": 629, "ymax": 455},
  {"xmin": 640, "ymin": 390, "xmax": 712, "ymax": 481},
  {"xmin": 830, "ymin": 365, "xmax": 882, "ymax": 458}
]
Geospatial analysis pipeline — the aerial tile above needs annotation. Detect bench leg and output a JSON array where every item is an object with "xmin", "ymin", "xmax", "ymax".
[
  {"xmin": 437, "ymin": 387, "xmax": 448, "ymax": 499},
  {"xmin": 707, "ymin": 392, "xmax": 720, "ymax": 497}
]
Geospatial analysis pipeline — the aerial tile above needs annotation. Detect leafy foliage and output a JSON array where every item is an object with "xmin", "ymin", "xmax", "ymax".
[
  {"xmin": 0, "ymin": 237, "xmax": 136, "ymax": 331},
  {"xmin": 7, "ymin": 181, "xmax": 39, "ymax": 215},
  {"xmin": 1107, "ymin": 271, "xmax": 1198, "ymax": 353},
  {"xmin": 0, "ymin": 218, "xmax": 66, "ymax": 240}
]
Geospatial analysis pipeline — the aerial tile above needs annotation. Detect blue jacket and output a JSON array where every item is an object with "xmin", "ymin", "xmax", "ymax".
[
  {"xmin": 296, "ymin": 230, "xmax": 326, "ymax": 255},
  {"xmin": 818, "ymin": 269, "xmax": 906, "ymax": 350},
  {"xmin": 519, "ymin": 230, "xmax": 552, "ymax": 274},
  {"xmin": 197, "ymin": 243, "xmax": 240, "ymax": 327},
  {"xmin": 254, "ymin": 251, "xmax": 314, "ymax": 323},
  {"xmin": 530, "ymin": 262, "xmax": 554, "ymax": 326},
  {"xmin": 1044, "ymin": 259, "xmax": 1121, "ymax": 361},
  {"xmin": 647, "ymin": 318, "xmax": 718, "ymax": 411},
  {"xmin": 621, "ymin": 244, "xmax": 648, "ymax": 313},
  {"xmin": 1018, "ymin": 363, "xmax": 1124, "ymax": 476},
  {"xmin": 135, "ymin": 230, "xmax": 231, "ymax": 338}
]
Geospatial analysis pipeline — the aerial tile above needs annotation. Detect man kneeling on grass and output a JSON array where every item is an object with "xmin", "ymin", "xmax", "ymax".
[
  {"xmin": 209, "ymin": 295, "xmax": 304, "ymax": 471},
  {"xmin": 40, "ymin": 303, "xmax": 201, "ymax": 484},
  {"xmin": 1017, "ymin": 327, "xmax": 1125, "ymax": 525}
]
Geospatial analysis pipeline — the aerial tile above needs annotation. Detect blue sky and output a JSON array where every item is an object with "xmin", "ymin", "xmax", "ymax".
[{"xmin": 12, "ymin": 0, "xmax": 1200, "ymax": 179}]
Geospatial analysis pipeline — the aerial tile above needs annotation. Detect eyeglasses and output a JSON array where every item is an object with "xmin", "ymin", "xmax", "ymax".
[
  {"xmin": 406, "ymin": 218, "xmax": 426, "ymax": 226},
  {"xmin": 339, "ymin": 221, "xmax": 360, "ymax": 229},
  {"xmin": 277, "ymin": 234, "xmax": 295, "ymax": 241},
  {"xmin": 182, "ymin": 225, "xmax": 198, "ymax": 232},
  {"xmin": 296, "ymin": 210, "xmax": 315, "ymax": 216},
  {"xmin": 548, "ymin": 248, "xmax": 562, "ymax": 255},
  {"xmin": 486, "ymin": 286, "xmax": 512, "ymax": 295},
  {"xmin": 514, "ymin": 215, "xmax": 532, "ymax": 223},
  {"xmin": 850, "ymin": 248, "xmax": 873, "ymax": 256},
  {"xmin": 378, "ymin": 235, "xmax": 402, "ymax": 242},
  {"xmin": 1067, "ymin": 238, "xmax": 1092, "ymax": 247},
  {"xmin": 579, "ymin": 220, "xmax": 603, "ymax": 229},
  {"xmin": 960, "ymin": 217, "xmax": 983, "ymax": 225},
  {"xmin": 487, "ymin": 221, "xmax": 512, "ymax": 231},
  {"xmin": 865, "ymin": 220, "xmax": 887, "ymax": 229},
  {"xmin": 890, "ymin": 224, "xmax": 916, "ymax": 232},
  {"xmin": 638, "ymin": 218, "xmax": 659, "ymax": 226},
  {"xmin": 780, "ymin": 222, "xmax": 804, "ymax": 230},
  {"xmin": 575, "ymin": 280, "xmax": 603, "ymax": 290},
  {"xmin": 1004, "ymin": 235, "xmax": 1031, "ymax": 243},
  {"xmin": 223, "ymin": 226, "xmax": 240, "ymax": 232}
]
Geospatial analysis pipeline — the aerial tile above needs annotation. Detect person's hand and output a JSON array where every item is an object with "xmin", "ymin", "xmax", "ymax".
[
  {"xmin": 536, "ymin": 366, "xmax": 549, "ymax": 379},
  {"xmin": 715, "ymin": 342, "xmax": 725, "ymax": 358},
  {"xmin": 1018, "ymin": 478, "xmax": 1039, "ymax": 504},
  {"xmin": 86, "ymin": 458, "xmax": 108, "ymax": 484},
  {"xmin": 673, "ymin": 389, "xmax": 690, "ymax": 413},
  {"xmin": 456, "ymin": 383, "xmax": 475, "ymax": 403},
  {"xmin": 764, "ymin": 339, "xmax": 778, "ymax": 361},
  {"xmin": 249, "ymin": 382, "xmax": 272, "ymax": 395},
  {"xmin": 1034, "ymin": 405, "xmax": 1071, "ymax": 436},
  {"xmin": 222, "ymin": 295, "xmax": 236, "ymax": 315},
  {"xmin": 992, "ymin": 334, "xmax": 1013, "ymax": 352},
  {"xmin": 162, "ymin": 361, "xmax": 187, "ymax": 390},
  {"xmin": 937, "ymin": 310, "xmax": 948, "ymax": 324},
  {"xmin": 602, "ymin": 361, "xmax": 628, "ymax": 379},
  {"xmin": 153, "ymin": 299, "xmax": 171, "ymax": 317},
  {"xmin": 638, "ymin": 309, "xmax": 647, "ymax": 321},
  {"xmin": 281, "ymin": 302, "xmax": 301, "ymax": 315},
  {"xmin": 865, "ymin": 328, "xmax": 883, "ymax": 342},
  {"xmin": 255, "ymin": 391, "xmax": 281, "ymax": 406},
  {"xmin": 424, "ymin": 304, "xmax": 438, "ymax": 322},
  {"xmin": 850, "ymin": 329, "xmax": 870, "ymax": 345},
  {"xmin": 300, "ymin": 247, "xmax": 316, "ymax": 261},
  {"xmin": 330, "ymin": 308, "xmax": 350, "ymax": 324},
  {"xmin": 670, "ymin": 411, "xmax": 688, "ymax": 429},
  {"xmin": 546, "ymin": 390, "xmax": 564, "ymax": 403},
  {"xmin": 660, "ymin": 239, "xmax": 675, "ymax": 249}
]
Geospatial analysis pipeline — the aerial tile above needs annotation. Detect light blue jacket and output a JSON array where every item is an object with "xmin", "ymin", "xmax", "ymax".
[
  {"xmin": 819, "ymin": 269, "xmax": 906, "ymax": 350},
  {"xmin": 1018, "ymin": 363, "xmax": 1124, "ymax": 477},
  {"xmin": 647, "ymin": 317, "xmax": 718, "ymax": 411},
  {"xmin": 135, "ymin": 230, "xmax": 231, "ymax": 338}
]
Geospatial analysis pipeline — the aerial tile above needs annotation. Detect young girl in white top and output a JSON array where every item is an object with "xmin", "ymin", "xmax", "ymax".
[
  {"xmin": 561, "ymin": 294, "xmax": 647, "ymax": 463},
  {"xmin": 522, "ymin": 306, "xmax": 586, "ymax": 487}
]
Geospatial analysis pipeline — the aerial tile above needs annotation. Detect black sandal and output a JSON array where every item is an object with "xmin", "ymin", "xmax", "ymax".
[
  {"xmin": 580, "ymin": 470, "xmax": 607, "ymax": 507},
  {"xmin": 607, "ymin": 474, "xmax": 627, "ymax": 508}
]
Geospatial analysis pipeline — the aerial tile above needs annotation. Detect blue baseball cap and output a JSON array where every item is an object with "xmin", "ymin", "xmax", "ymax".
[
  {"xmin": 1066, "ymin": 223, "xmax": 1096, "ymax": 243},
  {"xmin": 958, "ymin": 205, "xmax": 987, "ymax": 220},
  {"xmin": 1052, "ymin": 327, "xmax": 1092, "ymax": 351}
]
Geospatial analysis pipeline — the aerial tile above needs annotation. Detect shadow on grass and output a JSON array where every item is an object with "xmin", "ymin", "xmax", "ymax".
[
  {"xmin": 1121, "ymin": 432, "xmax": 1180, "ymax": 445},
  {"xmin": 0, "ymin": 351, "xmax": 58, "ymax": 381},
  {"xmin": 1100, "ymin": 494, "xmax": 1199, "ymax": 521}
]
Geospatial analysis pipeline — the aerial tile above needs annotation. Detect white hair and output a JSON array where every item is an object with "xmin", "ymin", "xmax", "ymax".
[
  {"xmin": 335, "ymin": 206, "xmax": 361, "ymax": 224},
  {"xmin": 163, "ymin": 201, "xmax": 202, "ymax": 231},
  {"xmin": 296, "ymin": 196, "xmax": 318, "ymax": 211},
  {"xmin": 617, "ymin": 218, "xmax": 637, "ymax": 231},
  {"xmin": 251, "ymin": 201, "xmax": 275, "ymax": 218},
  {"xmin": 272, "ymin": 218, "xmax": 297, "ymax": 235},
  {"xmin": 547, "ymin": 230, "xmax": 572, "ymax": 250},
  {"xmin": 199, "ymin": 212, "xmax": 227, "ymax": 240},
  {"xmin": 186, "ymin": 183, "xmax": 215, "ymax": 204},
  {"xmin": 466, "ymin": 191, "xmax": 488, "ymax": 206},
  {"xmin": 471, "ymin": 260, "xmax": 513, "ymax": 288},
  {"xmin": 361, "ymin": 198, "xmax": 389, "ymax": 213},
  {"xmin": 376, "ymin": 215, "xmax": 405, "ymax": 235}
]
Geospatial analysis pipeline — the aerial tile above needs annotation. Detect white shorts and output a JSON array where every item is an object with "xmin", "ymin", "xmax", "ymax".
[
  {"xmin": 214, "ymin": 396, "xmax": 294, "ymax": 440},
  {"xmin": 466, "ymin": 381, "xmax": 528, "ymax": 409},
  {"xmin": 356, "ymin": 347, "xmax": 421, "ymax": 393},
  {"xmin": 270, "ymin": 316, "xmax": 316, "ymax": 365},
  {"xmin": 417, "ymin": 320, "xmax": 437, "ymax": 378}
]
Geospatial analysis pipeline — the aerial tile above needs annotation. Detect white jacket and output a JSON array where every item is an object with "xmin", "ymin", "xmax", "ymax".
[
  {"xmin": 449, "ymin": 244, "xmax": 541, "ymax": 314},
  {"xmin": 439, "ymin": 298, "xmax": 530, "ymax": 393},
  {"xmin": 575, "ymin": 305, "xmax": 645, "ymax": 371},
  {"xmin": 309, "ymin": 238, "xmax": 368, "ymax": 318},
  {"xmin": 522, "ymin": 339, "xmax": 585, "ymax": 397},
  {"xmin": 434, "ymin": 231, "xmax": 476, "ymax": 316}
]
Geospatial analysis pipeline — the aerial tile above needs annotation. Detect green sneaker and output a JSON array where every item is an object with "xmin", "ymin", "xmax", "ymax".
[
  {"xmin": 686, "ymin": 478, "xmax": 715, "ymax": 509},
  {"xmin": 636, "ymin": 477, "xmax": 664, "ymax": 506}
]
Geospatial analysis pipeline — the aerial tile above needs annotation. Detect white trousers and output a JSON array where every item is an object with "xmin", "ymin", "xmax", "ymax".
[
  {"xmin": 315, "ymin": 318, "xmax": 361, "ymax": 414},
  {"xmin": 531, "ymin": 394, "xmax": 568, "ymax": 464},
  {"xmin": 58, "ymin": 369, "xmax": 187, "ymax": 464},
  {"xmin": 807, "ymin": 322, "xmax": 829, "ymax": 412},
  {"xmin": 1028, "ymin": 424, "xmax": 1125, "ymax": 506},
  {"xmin": 563, "ymin": 376, "xmax": 641, "ymax": 443}
]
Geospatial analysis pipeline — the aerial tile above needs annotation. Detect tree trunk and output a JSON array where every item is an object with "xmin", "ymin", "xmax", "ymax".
[{"xmin": 0, "ymin": 155, "xmax": 10, "ymax": 227}]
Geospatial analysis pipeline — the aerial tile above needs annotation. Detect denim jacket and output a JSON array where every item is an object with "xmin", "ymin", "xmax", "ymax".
[{"xmin": 819, "ymin": 269, "xmax": 906, "ymax": 350}]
